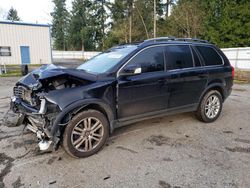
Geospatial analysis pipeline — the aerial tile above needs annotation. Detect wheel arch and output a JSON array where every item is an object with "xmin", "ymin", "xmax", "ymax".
[
  {"xmin": 199, "ymin": 83, "xmax": 226, "ymax": 105},
  {"xmin": 51, "ymin": 99, "xmax": 115, "ymax": 146}
]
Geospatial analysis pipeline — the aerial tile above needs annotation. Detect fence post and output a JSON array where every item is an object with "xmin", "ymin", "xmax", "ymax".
[{"xmin": 235, "ymin": 48, "xmax": 239, "ymax": 69}]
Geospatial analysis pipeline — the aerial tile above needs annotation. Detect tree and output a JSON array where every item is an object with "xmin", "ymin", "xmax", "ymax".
[
  {"xmin": 157, "ymin": 0, "xmax": 204, "ymax": 38},
  {"xmin": 91, "ymin": 0, "xmax": 111, "ymax": 50},
  {"xmin": 201, "ymin": 0, "xmax": 250, "ymax": 47},
  {"xmin": 68, "ymin": 0, "xmax": 96, "ymax": 51},
  {"xmin": 6, "ymin": 7, "xmax": 20, "ymax": 21},
  {"xmin": 51, "ymin": 0, "xmax": 69, "ymax": 50},
  {"xmin": 106, "ymin": 0, "xmax": 165, "ymax": 47}
]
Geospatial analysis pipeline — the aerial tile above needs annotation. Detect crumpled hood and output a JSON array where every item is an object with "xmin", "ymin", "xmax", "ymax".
[{"xmin": 17, "ymin": 64, "xmax": 98, "ymax": 89}]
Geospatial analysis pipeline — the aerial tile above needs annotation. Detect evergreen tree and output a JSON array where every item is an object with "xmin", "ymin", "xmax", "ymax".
[
  {"xmin": 6, "ymin": 7, "xmax": 20, "ymax": 21},
  {"xmin": 68, "ymin": 0, "xmax": 95, "ymax": 51},
  {"xmin": 201, "ymin": 0, "xmax": 250, "ymax": 47},
  {"xmin": 51, "ymin": 0, "xmax": 69, "ymax": 50},
  {"xmin": 91, "ymin": 0, "xmax": 111, "ymax": 50}
]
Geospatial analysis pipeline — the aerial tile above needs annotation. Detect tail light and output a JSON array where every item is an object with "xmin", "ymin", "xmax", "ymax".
[{"xmin": 231, "ymin": 66, "xmax": 235, "ymax": 78}]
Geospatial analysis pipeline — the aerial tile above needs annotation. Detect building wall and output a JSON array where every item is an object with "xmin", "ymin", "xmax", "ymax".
[{"xmin": 0, "ymin": 23, "xmax": 52, "ymax": 65}]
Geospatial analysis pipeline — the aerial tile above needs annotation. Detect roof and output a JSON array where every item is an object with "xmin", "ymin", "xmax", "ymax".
[{"xmin": 0, "ymin": 20, "xmax": 50, "ymax": 27}]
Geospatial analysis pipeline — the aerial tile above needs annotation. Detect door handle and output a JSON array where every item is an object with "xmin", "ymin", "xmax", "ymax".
[
  {"xmin": 199, "ymin": 74, "xmax": 207, "ymax": 78},
  {"xmin": 158, "ymin": 79, "xmax": 165, "ymax": 84}
]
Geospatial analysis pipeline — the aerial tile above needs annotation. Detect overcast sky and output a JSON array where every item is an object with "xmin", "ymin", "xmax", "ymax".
[{"xmin": 0, "ymin": 0, "xmax": 72, "ymax": 24}]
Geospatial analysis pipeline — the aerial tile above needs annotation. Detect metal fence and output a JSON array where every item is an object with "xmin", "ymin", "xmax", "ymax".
[
  {"xmin": 221, "ymin": 47, "xmax": 250, "ymax": 70},
  {"xmin": 52, "ymin": 48, "xmax": 250, "ymax": 70},
  {"xmin": 1, "ymin": 48, "xmax": 250, "ymax": 74},
  {"xmin": 52, "ymin": 51, "xmax": 100, "ymax": 60}
]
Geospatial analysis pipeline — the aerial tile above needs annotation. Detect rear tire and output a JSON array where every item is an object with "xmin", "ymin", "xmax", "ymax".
[
  {"xmin": 63, "ymin": 110, "xmax": 109, "ymax": 158},
  {"xmin": 196, "ymin": 90, "xmax": 223, "ymax": 123}
]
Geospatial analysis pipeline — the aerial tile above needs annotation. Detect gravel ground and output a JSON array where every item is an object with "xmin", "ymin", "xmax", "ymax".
[{"xmin": 0, "ymin": 77, "xmax": 249, "ymax": 188}]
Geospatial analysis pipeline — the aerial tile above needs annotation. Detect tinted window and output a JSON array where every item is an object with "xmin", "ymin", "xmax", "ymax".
[
  {"xmin": 195, "ymin": 46, "xmax": 222, "ymax": 66},
  {"xmin": 124, "ymin": 46, "xmax": 164, "ymax": 73},
  {"xmin": 165, "ymin": 45, "xmax": 193, "ymax": 70},
  {"xmin": 191, "ymin": 47, "xmax": 201, "ymax": 67}
]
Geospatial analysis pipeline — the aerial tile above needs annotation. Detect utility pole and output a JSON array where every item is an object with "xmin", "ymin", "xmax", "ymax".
[
  {"xmin": 153, "ymin": 0, "xmax": 156, "ymax": 38},
  {"xmin": 129, "ymin": 0, "xmax": 133, "ymax": 43},
  {"xmin": 129, "ymin": 13, "xmax": 132, "ymax": 43}
]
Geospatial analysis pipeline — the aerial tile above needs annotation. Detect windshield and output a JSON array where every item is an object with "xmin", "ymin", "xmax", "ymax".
[{"xmin": 77, "ymin": 45, "xmax": 137, "ymax": 74}]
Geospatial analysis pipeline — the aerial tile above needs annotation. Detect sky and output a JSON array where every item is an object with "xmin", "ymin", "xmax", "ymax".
[{"xmin": 0, "ymin": 0, "xmax": 72, "ymax": 24}]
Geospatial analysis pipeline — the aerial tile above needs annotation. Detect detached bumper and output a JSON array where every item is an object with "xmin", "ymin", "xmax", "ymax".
[{"xmin": 10, "ymin": 96, "xmax": 39, "ymax": 114}]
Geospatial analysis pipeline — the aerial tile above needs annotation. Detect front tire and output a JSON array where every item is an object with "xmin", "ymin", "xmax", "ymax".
[
  {"xmin": 63, "ymin": 110, "xmax": 109, "ymax": 158},
  {"xmin": 196, "ymin": 90, "xmax": 223, "ymax": 123}
]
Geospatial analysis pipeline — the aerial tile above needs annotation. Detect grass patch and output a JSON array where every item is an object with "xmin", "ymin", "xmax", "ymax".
[
  {"xmin": 0, "ymin": 64, "xmax": 44, "ymax": 77},
  {"xmin": 234, "ymin": 80, "xmax": 250, "ymax": 84}
]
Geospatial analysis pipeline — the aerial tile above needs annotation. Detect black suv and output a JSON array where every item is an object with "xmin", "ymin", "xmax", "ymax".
[{"xmin": 10, "ymin": 37, "xmax": 234, "ymax": 158}]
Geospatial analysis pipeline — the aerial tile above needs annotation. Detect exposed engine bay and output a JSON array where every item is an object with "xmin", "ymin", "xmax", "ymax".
[{"xmin": 10, "ymin": 64, "xmax": 97, "ymax": 151}]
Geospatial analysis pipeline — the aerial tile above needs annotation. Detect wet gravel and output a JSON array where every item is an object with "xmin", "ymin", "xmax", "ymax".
[{"xmin": 0, "ymin": 77, "xmax": 250, "ymax": 188}]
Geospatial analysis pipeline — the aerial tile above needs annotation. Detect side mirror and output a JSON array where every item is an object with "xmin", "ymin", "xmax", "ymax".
[{"xmin": 120, "ymin": 65, "xmax": 142, "ymax": 76}]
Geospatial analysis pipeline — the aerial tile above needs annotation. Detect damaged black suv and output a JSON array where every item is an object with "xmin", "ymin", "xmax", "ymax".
[{"xmin": 10, "ymin": 37, "xmax": 234, "ymax": 158}]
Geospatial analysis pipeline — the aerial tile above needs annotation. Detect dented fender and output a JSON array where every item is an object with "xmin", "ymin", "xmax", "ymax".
[{"xmin": 50, "ymin": 98, "xmax": 115, "ymax": 144}]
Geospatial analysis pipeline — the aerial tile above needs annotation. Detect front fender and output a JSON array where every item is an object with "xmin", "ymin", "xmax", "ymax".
[{"xmin": 50, "ymin": 99, "xmax": 115, "ymax": 145}]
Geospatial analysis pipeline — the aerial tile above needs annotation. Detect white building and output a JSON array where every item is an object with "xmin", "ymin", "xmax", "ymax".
[{"xmin": 0, "ymin": 21, "xmax": 52, "ymax": 65}]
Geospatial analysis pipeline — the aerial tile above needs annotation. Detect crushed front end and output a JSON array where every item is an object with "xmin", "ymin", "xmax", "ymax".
[{"xmin": 10, "ymin": 64, "xmax": 95, "ymax": 151}]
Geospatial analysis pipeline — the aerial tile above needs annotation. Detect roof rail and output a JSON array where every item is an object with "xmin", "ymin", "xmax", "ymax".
[{"xmin": 141, "ymin": 37, "xmax": 209, "ymax": 46}]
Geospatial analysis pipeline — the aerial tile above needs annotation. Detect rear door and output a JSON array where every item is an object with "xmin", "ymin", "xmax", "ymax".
[{"xmin": 165, "ymin": 45, "xmax": 208, "ymax": 108}]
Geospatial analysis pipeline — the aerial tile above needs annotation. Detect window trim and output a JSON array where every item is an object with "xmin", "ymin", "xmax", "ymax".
[
  {"xmin": 117, "ymin": 44, "xmax": 167, "ymax": 77},
  {"xmin": 0, "ymin": 46, "xmax": 11, "ymax": 56},
  {"xmin": 117, "ymin": 44, "xmax": 198, "ymax": 77},
  {"xmin": 164, "ymin": 44, "xmax": 195, "ymax": 71},
  {"xmin": 193, "ymin": 45, "xmax": 224, "ymax": 67},
  {"xmin": 117, "ymin": 44, "xmax": 224, "ymax": 77}
]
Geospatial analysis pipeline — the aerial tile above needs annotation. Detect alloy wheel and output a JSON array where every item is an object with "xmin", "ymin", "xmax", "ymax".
[
  {"xmin": 71, "ymin": 117, "xmax": 104, "ymax": 152},
  {"xmin": 205, "ymin": 94, "xmax": 221, "ymax": 119}
]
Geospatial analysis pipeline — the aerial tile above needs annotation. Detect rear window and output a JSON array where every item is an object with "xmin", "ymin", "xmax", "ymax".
[
  {"xmin": 195, "ymin": 46, "xmax": 223, "ymax": 66},
  {"xmin": 165, "ymin": 45, "xmax": 193, "ymax": 70}
]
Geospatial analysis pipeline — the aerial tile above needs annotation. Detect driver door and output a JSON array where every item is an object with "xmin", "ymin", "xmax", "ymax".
[{"xmin": 117, "ymin": 46, "xmax": 169, "ymax": 120}]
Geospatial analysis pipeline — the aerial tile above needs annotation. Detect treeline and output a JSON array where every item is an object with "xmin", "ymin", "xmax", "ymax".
[{"xmin": 51, "ymin": 0, "xmax": 250, "ymax": 51}]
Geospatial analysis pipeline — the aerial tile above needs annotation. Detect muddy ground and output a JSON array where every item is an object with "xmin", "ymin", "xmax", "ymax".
[{"xmin": 0, "ymin": 77, "xmax": 249, "ymax": 188}]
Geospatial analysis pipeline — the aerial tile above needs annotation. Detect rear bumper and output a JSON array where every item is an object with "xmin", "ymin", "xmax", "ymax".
[{"xmin": 224, "ymin": 87, "xmax": 232, "ymax": 101}]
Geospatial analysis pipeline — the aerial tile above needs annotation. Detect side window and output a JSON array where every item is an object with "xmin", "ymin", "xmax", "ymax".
[
  {"xmin": 191, "ymin": 47, "xmax": 202, "ymax": 67},
  {"xmin": 165, "ymin": 45, "xmax": 193, "ymax": 70},
  {"xmin": 195, "ymin": 46, "xmax": 223, "ymax": 66},
  {"xmin": 124, "ymin": 46, "xmax": 165, "ymax": 73}
]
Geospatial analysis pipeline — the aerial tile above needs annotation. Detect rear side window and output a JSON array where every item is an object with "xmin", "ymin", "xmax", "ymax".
[
  {"xmin": 195, "ymin": 46, "xmax": 223, "ymax": 66},
  {"xmin": 125, "ymin": 46, "xmax": 165, "ymax": 73},
  {"xmin": 165, "ymin": 45, "xmax": 193, "ymax": 70}
]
